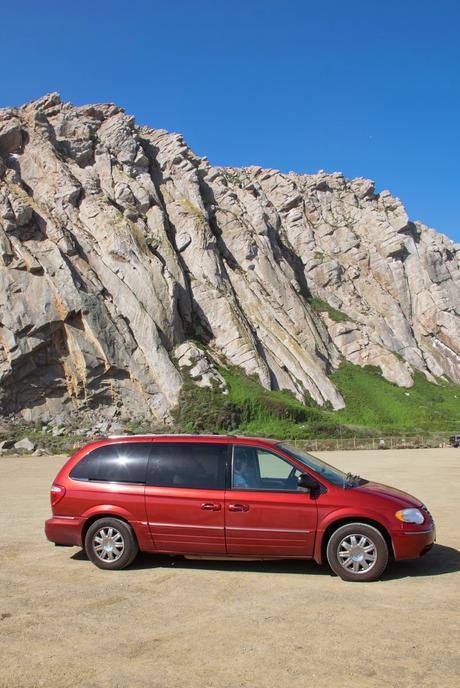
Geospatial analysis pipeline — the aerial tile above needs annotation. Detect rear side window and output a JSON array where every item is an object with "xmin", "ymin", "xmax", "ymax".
[
  {"xmin": 70, "ymin": 442, "xmax": 152, "ymax": 483},
  {"xmin": 147, "ymin": 442, "xmax": 227, "ymax": 489}
]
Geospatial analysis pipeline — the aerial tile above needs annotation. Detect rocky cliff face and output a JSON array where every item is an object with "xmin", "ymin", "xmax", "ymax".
[{"xmin": 0, "ymin": 94, "xmax": 458, "ymax": 424}]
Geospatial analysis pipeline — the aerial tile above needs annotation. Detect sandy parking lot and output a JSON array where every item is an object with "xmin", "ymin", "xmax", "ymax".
[{"xmin": 0, "ymin": 448, "xmax": 459, "ymax": 688}]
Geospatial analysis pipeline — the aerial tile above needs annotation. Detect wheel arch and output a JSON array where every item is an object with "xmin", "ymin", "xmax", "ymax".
[
  {"xmin": 82, "ymin": 513, "xmax": 138, "ymax": 545},
  {"xmin": 316, "ymin": 517, "xmax": 394, "ymax": 564}
]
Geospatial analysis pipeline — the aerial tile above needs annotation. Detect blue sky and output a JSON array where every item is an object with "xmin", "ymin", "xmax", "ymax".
[{"xmin": 2, "ymin": 0, "xmax": 459, "ymax": 241}]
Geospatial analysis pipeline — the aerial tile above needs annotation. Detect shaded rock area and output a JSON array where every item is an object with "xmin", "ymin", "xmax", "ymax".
[{"xmin": 0, "ymin": 94, "xmax": 459, "ymax": 424}]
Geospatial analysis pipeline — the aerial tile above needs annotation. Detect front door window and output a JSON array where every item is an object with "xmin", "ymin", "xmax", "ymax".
[{"xmin": 232, "ymin": 445, "xmax": 302, "ymax": 491}]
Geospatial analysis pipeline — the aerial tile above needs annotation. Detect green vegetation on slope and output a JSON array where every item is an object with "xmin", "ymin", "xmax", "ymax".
[
  {"xmin": 308, "ymin": 297, "xmax": 351, "ymax": 323},
  {"xmin": 331, "ymin": 364, "xmax": 460, "ymax": 432},
  {"xmin": 172, "ymin": 362, "xmax": 460, "ymax": 437},
  {"xmin": 172, "ymin": 365, "xmax": 337, "ymax": 438}
]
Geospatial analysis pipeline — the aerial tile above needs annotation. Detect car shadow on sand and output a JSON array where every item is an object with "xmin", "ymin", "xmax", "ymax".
[
  {"xmin": 71, "ymin": 543, "xmax": 460, "ymax": 580},
  {"xmin": 71, "ymin": 548, "xmax": 330, "ymax": 576},
  {"xmin": 381, "ymin": 544, "xmax": 460, "ymax": 581}
]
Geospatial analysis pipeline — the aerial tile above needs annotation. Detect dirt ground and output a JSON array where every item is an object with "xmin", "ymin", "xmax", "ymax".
[{"xmin": 0, "ymin": 448, "xmax": 459, "ymax": 688}]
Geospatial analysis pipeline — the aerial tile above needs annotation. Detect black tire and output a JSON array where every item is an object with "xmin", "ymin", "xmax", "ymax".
[
  {"xmin": 84, "ymin": 517, "xmax": 138, "ymax": 570},
  {"xmin": 326, "ymin": 522, "xmax": 389, "ymax": 582}
]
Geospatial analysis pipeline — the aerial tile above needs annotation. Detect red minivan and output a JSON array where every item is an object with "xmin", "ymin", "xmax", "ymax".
[{"xmin": 45, "ymin": 435, "xmax": 435, "ymax": 581}]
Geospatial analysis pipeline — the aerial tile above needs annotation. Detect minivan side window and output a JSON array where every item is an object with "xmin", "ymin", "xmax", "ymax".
[
  {"xmin": 232, "ymin": 444, "xmax": 302, "ymax": 491},
  {"xmin": 70, "ymin": 442, "xmax": 152, "ymax": 483},
  {"xmin": 146, "ymin": 442, "xmax": 227, "ymax": 489}
]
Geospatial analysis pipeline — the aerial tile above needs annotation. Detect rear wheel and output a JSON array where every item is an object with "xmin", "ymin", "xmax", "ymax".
[
  {"xmin": 326, "ymin": 523, "xmax": 389, "ymax": 582},
  {"xmin": 84, "ymin": 517, "xmax": 138, "ymax": 570}
]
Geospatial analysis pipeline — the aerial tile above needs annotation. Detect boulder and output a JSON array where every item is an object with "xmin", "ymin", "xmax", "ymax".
[
  {"xmin": 14, "ymin": 438, "xmax": 36, "ymax": 452},
  {"xmin": 174, "ymin": 341, "xmax": 228, "ymax": 394},
  {"xmin": 0, "ymin": 439, "xmax": 14, "ymax": 450},
  {"xmin": 0, "ymin": 119, "xmax": 22, "ymax": 154}
]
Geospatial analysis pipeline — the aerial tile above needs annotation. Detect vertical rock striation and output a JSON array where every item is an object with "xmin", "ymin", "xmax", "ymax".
[{"xmin": 0, "ymin": 94, "xmax": 458, "ymax": 423}]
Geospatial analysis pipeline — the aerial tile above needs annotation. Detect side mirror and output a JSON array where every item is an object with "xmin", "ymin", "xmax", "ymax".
[{"xmin": 297, "ymin": 473, "xmax": 319, "ymax": 491}]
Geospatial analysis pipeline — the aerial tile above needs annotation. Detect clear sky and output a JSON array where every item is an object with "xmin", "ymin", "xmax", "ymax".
[{"xmin": 2, "ymin": 0, "xmax": 459, "ymax": 241}]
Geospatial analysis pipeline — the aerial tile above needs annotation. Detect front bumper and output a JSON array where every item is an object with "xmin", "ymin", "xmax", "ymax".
[
  {"xmin": 392, "ymin": 524, "xmax": 436, "ymax": 560},
  {"xmin": 45, "ymin": 516, "xmax": 84, "ymax": 546}
]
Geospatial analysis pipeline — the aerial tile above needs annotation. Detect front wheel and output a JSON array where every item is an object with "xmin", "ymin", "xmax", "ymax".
[
  {"xmin": 326, "ymin": 523, "xmax": 389, "ymax": 582},
  {"xmin": 84, "ymin": 517, "xmax": 138, "ymax": 570}
]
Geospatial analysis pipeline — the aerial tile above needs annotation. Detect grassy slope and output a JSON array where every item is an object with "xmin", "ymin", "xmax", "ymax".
[
  {"xmin": 331, "ymin": 365, "xmax": 460, "ymax": 432},
  {"xmin": 173, "ymin": 363, "xmax": 460, "ymax": 437}
]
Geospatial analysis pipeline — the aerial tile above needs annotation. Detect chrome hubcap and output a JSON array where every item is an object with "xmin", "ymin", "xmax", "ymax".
[
  {"xmin": 337, "ymin": 534, "xmax": 377, "ymax": 574},
  {"xmin": 93, "ymin": 527, "xmax": 125, "ymax": 562}
]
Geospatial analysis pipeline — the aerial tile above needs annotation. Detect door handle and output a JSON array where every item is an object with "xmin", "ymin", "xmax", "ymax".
[
  {"xmin": 228, "ymin": 503, "xmax": 250, "ymax": 512},
  {"xmin": 201, "ymin": 503, "xmax": 222, "ymax": 511}
]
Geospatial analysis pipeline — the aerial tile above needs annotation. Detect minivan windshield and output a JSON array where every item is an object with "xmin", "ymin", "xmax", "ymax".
[{"xmin": 276, "ymin": 443, "xmax": 348, "ymax": 487}]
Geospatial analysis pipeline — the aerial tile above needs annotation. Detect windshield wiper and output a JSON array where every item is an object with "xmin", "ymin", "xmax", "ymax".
[{"xmin": 345, "ymin": 472, "xmax": 361, "ymax": 488}]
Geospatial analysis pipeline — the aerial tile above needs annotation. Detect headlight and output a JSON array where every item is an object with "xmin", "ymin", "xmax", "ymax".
[{"xmin": 395, "ymin": 508, "xmax": 424, "ymax": 524}]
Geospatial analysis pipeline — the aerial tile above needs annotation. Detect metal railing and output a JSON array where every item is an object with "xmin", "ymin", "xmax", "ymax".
[{"xmin": 290, "ymin": 432, "xmax": 459, "ymax": 452}]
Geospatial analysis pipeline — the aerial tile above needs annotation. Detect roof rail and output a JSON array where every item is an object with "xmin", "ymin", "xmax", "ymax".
[{"xmin": 106, "ymin": 433, "xmax": 239, "ymax": 439}]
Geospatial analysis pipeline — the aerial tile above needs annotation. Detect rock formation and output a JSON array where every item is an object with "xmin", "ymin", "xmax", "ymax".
[{"xmin": 0, "ymin": 93, "xmax": 458, "ymax": 423}]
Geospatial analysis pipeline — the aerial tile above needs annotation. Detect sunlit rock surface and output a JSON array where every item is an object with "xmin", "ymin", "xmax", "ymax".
[{"xmin": 0, "ymin": 94, "xmax": 458, "ymax": 422}]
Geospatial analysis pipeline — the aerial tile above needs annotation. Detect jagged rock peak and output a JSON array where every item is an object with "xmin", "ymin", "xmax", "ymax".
[{"xmin": 0, "ymin": 95, "xmax": 458, "ymax": 423}]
